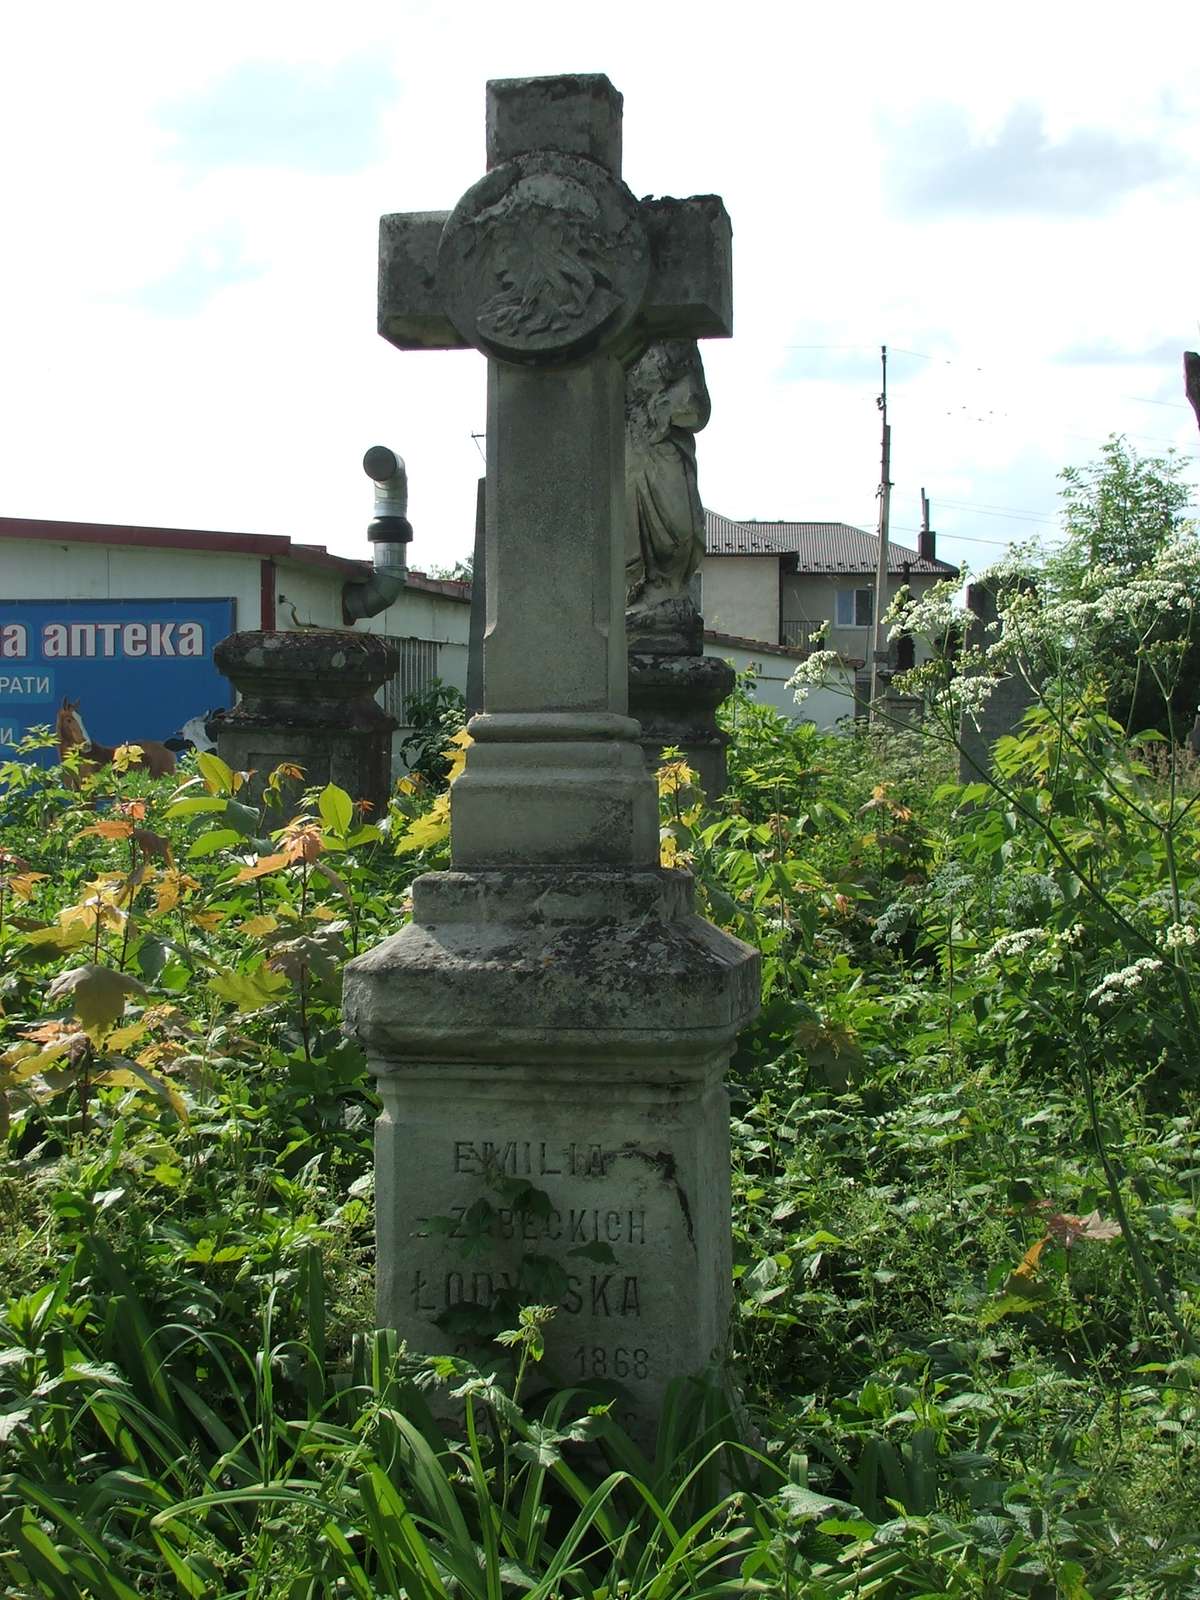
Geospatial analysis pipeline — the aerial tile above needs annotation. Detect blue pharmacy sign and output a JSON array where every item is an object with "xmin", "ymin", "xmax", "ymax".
[{"xmin": 0, "ymin": 598, "xmax": 235, "ymax": 754}]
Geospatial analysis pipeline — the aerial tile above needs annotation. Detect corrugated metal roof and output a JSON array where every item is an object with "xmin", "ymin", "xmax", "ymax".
[{"xmin": 704, "ymin": 509, "xmax": 956, "ymax": 575}]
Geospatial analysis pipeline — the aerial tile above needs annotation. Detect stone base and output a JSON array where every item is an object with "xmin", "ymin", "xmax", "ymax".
[
  {"xmin": 214, "ymin": 630, "xmax": 398, "ymax": 816},
  {"xmin": 342, "ymin": 865, "xmax": 759, "ymax": 1439},
  {"xmin": 626, "ymin": 596, "xmax": 703, "ymax": 657},
  {"xmin": 628, "ymin": 652, "xmax": 735, "ymax": 800},
  {"xmin": 453, "ymin": 712, "xmax": 659, "ymax": 869}
]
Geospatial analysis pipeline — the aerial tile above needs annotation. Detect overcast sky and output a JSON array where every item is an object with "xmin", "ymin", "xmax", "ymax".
[{"xmin": 2, "ymin": 1, "xmax": 1198, "ymax": 577}]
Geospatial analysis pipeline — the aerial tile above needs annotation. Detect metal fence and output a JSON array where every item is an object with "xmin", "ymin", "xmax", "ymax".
[
  {"xmin": 779, "ymin": 617, "xmax": 825, "ymax": 653},
  {"xmin": 380, "ymin": 636, "xmax": 441, "ymax": 722}
]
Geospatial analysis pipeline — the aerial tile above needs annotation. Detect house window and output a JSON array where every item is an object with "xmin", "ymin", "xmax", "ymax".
[{"xmin": 835, "ymin": 588, "xmax": 874, "ymax": 627}]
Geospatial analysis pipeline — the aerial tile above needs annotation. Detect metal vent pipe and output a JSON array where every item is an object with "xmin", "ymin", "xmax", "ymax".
[{"xmin": 342, "ymin": 446, "xmax": 413, "ymax": 622}]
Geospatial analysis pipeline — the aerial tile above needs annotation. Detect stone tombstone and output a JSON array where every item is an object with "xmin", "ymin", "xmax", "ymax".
[
  {"xmin": 625, "ymin": 338, "xmax": 734, "ymax": 797},
  {"xmin": 958, "ymin": 579, "xmax": 1036, "ymax": 781},
  {"xmin": 343, "ymin": 73, "xmax": 759, "ymax": 1437},
  {"xmin": 215, "ymin": 630, "xmax": 398, "ymax": 815}
]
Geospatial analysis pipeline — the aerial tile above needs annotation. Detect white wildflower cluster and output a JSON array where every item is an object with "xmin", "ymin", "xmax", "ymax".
[
  {"xmin": 948, "ymin": 670, "xmax": 1004, "ymax": 729},
  {"xmin": 1061, "ymin": 922, "xmax": 1086, "ymax": 948},
  {"xmin": 1029, "ymin": 947, "xmax": 1062, "ymax": 976},
  {"xmin": 1000, "ymin": 871, "xmax": 1063, "ymax": 922},
  {"xmin": 976, "ymin": 927, "xmax": 1046, "ymax": 968},
  {"xmin": 1159, "ymin": 923, "xmax": 1200, "ymax": 951},
  {"xmin": 1138, "ymin": 888, "xmax": 1200, "ymax": 919},
  {"xmin": 926, "ymin": 861, "xmax": 977, "ymax": 903},
  {"xmin": 788, "ymin": 650, "xmax": 843, "ymax": 704},
  {"xmin": 1087, "ymin": 957, "xmax": 1164, "ymax": 1008},
  {"xmin": 885, "ymin": 577, "xmax": 962, "ymax": 643},
  {"xmin": 872, "ymin": 897, "xmax": 913, "ymax": 946}
]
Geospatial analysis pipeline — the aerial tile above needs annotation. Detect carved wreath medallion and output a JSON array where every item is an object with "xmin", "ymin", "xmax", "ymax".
[{"xmin": 437, "ymin": 151, "xmax": 650, "ymax": 366}]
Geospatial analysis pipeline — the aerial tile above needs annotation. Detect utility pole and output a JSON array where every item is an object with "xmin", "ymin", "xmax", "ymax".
[{"xmin": 868, "ymin": 345, "xmax": 892, "ymax": 722}]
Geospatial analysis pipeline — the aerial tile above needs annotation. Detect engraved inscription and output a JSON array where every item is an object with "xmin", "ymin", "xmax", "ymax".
[
  {"xmin": 411, "ymin": 1267, "xmax": 641, "ymax": 1321},
  {"xmin": 573, "ymin": 1345, "xmax": 650, "ymax": 1380},
  {"xmin": 452, "ymin": 1139, "xmax": 613, "ymax": 1178},
  {"xmin": 415, "ymin": 1203, "xmax": 647, "ymax": 1246}
]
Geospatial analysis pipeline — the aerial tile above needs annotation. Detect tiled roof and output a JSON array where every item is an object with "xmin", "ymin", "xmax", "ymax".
[{"xmin": 704, "ymin": 509, "xmax": 956, "ymax": 575}]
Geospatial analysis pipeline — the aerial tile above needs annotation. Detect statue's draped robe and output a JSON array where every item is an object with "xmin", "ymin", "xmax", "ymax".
[{"xmin": 625, "ymin": 344, "xmax": 710, "ymax": 611}]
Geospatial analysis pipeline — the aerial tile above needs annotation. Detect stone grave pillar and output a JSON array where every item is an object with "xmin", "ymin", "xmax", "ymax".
[
  {"xmin": 958, "ymin": 577, "xmax": 1037, "ymax": 782},
  {"xmin": 625, "ymin": 339, "xmax": 734, "ymax": 798},
  {"xmin": 215, "ymin": 630, "xmax": 398, "ymax": 815},
  {"xmin": 343, "ymin": 73, "xmax": 759, "ymax": 1436}
]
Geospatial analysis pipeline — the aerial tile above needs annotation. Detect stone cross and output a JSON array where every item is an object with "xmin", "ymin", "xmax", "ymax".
[
  {"xmin": 377, "ymin": 74, "xmax": 732, "ymax": 867},
  {"xmin": 345, "ymin": 75, "xmax": 757, "ymax": 1442}
]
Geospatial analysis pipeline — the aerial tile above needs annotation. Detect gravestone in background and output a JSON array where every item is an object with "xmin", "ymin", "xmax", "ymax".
[
  {"xmin": 343, "ymin": 73, "xmax": 759, "ymax": 1437},
  {"xmin": 625, "ymin": 340, "xmax": 735, "ymax": 797},
  {"xmin": 215, "ymin": 630, "xmax": 397, "ymax": 815},
  {"xmin": 958, "ymin": 579, "xmax": 1036, "ymax": 781}
]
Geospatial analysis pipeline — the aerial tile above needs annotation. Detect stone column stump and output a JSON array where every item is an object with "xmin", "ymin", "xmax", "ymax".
[
  {"xmin": 628, "ymin": 603, "xmax": 734, "ymax": 798},
  {"xmin": 214, "ymin": 629, "xmax": 398, "ymax": 814}
]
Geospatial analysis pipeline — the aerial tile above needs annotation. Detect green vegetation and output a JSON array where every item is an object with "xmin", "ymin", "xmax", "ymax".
[{"xmin": 2, "ymin": 440, "xmax": 1200, "ymax": 1594}]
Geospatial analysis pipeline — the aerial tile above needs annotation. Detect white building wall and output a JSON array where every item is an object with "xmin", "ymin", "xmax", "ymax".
[
  {"xmin": 784, "ymin": 570, "xmax": 948, "ymax": 665},
  {"xmin": 363, "ymin": 584, "xmax": 471, "ymax": 697},
  {"xmin": 0, "ymin": 541, "xmax": 262, "ymax": 630},
  {"xmin": 271, "ymin": 563, "xmax": 342, "ymax": 629},
  {"xmin": 699, "ymin": 556, "xmax": 778, "ymax": 644},
  {"xmin": 703, "ymin": 640, "xmax": 855, "ymax": 731}
]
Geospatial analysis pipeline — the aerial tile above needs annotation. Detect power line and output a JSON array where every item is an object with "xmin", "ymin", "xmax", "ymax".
[
  {"xmin": 935, "ymin": 501, "xmax": 1053, "ymax": 525},
  {"xmin": 782, "ymin": 338, "xmax": 1194, "ymax": 416},
  {"xmin": 938, "ymin": 495, "xmax": 1055, "ymax": 516},
  {"xmin": 892, "ymin": 524, "xmax": 1059, "ymax": 550}
]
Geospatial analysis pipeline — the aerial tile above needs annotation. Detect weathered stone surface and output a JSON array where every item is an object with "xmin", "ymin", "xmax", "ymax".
[
  {"xmin": 451, "ymin": 720, "xmax": 659, "ymax": 868},
  {"xmin": 624, "ymin": 339, "xmax": 735, "ymax": 796},
  {"xmin": 958, "ymin": 580, "xmax": 1036, "ymax": 781},
  {"xmin": 378, "ymin": 212, "xmax": 454, "ymax": 350},
  {"xmin": 484, "ymin": 359, "xmax": 628, "ymax": 718},
  {"xmin": 486, "ymin": 73, "xmax": 623, "ymax": 173},
  {"xmin": 628, "ymin": 653, "xmax": 735, "ymax": 799},
  {"xmin": 466, "ymin": 477, "xmax": 486, "ymax": 715},
  {"xmin": 625, "ymin": 340, "xmax": 710, "ymax": 636},
  {"xmin": 347, "ymin": 73, "xmax": 752, "ymax": 1439},
  {"xmin": 346, "ymin": 867, "xmax": 759, "ymax": 1050},
  {"xmin": 215, "ymin": 629, "xmax": 397, "ymax": 813},
  {"xmin": 343, "ymin": 866, "xmax": 758, "ymax": 1428},
  {"xmin": 641, "ymin": 197, "xmax": 733, "ymax": 343},
  {"xmin": 439, "ymin": 151, "xmax": 650, "ymax": 367}
]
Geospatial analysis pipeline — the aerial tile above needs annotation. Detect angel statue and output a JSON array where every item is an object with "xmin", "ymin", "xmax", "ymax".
[{"xmin": 625, "ymin": 339, "xmax": 710, "ymax": 649}]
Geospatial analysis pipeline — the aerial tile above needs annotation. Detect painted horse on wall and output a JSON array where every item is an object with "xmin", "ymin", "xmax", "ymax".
[{"xmin": 55, "ymin": 699, "xmax": 177, "ymax": 780}]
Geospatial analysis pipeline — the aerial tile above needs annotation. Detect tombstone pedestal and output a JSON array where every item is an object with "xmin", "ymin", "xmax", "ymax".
[
  {"xmin": 214, "ymin": 629, "xmax": 398, "ymax": 814},
  {"xmin": 343, "ymin": 864, "xmax": 758, "ymax": 1434},
  {"xmin": 629, "ymin": 652, "xmax": 735, "ymax": 800}
]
